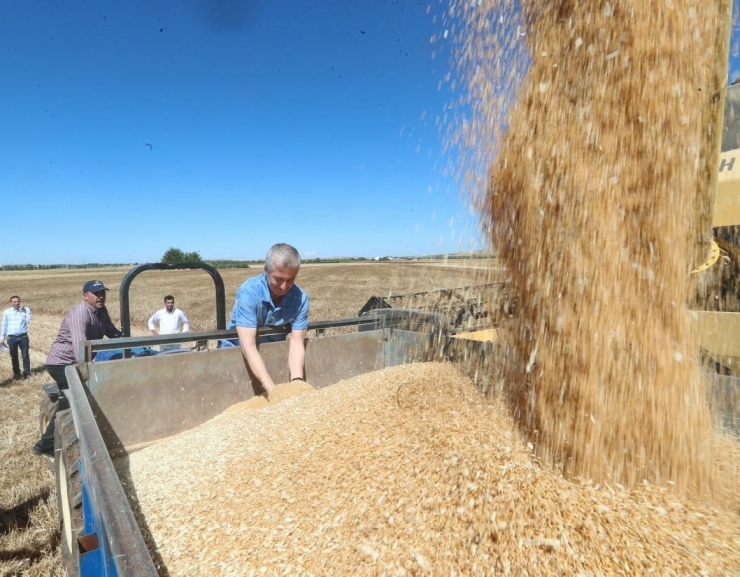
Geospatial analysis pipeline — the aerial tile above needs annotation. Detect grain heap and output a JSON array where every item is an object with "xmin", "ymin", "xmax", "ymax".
[
  {"xmin": 221, "ymin": 380, "xmax": 315, "ymax": 415},
  {"xmin": 123, "ymin": 363, "xmax": 740, "ymax": 576},
  {"xmin": 450, "ymin": 0, "xmax": 731, "ymax": 493}
]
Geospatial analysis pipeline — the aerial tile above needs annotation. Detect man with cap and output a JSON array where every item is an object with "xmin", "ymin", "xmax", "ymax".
[{"xmin": 32, "ymin": 280, "xmax": 122, "ymax": 458}]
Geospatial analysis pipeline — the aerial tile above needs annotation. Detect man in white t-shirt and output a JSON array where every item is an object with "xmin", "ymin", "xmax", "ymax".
[{"xmin": 148, "ymin": 295, "xmax": 190, "ymax": 351}]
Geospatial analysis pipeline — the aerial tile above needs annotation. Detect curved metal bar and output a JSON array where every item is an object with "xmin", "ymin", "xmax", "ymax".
[{"xmin": 119, "ymin": 263, "xmax": 226, "ymax": 336}]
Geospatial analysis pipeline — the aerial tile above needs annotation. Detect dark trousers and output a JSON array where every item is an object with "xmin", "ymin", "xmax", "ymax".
[
  {"xmin": 8, "ymin": 333, "xmax": 30, "ymax": 378},
  {"xmin": 35, "ymin": 364, "xmax": 70, "ymax": 453}
]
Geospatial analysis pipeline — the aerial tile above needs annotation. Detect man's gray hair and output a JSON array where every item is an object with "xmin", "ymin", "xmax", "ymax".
[{"xmin": 265, "ymin": 243, "xmax": 301, "ymax": 272}]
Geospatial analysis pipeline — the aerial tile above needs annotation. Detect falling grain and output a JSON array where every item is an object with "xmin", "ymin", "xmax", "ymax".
[{"xmin": 450, "ymin": 0, "xmax": 732, "ymax": 495}]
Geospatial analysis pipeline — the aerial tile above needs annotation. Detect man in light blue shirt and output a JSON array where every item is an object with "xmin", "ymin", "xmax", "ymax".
[
  {"xmin": 2, "ymin": 295, "xmax": 32, "ymax": 380},
  {"xmin": 227, "ymin": 243, "xmax": 309, "ymax": 399}
]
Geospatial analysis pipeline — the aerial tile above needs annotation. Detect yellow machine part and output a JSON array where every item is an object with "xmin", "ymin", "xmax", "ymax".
[
  {"xmin": 713, "ymin": 149, "xmax": 740, "ymax": 227},
  {"xmin": 453, "ymin": 328, "xmax": 497, "ymax": 342},
  {"xmin": 697, "ymin": 118, "xmax": 740, "ymax": 367},
  {"xmin": 695, "ymin": 310, "xmax": 740, "ymax": 362},
  {"xmin": 691, "ymin": 240, "xmax": 721, "ymax": 274}
]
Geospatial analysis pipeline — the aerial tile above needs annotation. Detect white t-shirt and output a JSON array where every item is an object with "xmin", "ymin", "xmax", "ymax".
[{"xmin": 147, "ymin": 308, "xmax": 190, "ymax": 335}]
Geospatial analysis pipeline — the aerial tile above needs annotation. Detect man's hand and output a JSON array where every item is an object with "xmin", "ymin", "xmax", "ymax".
[{"xmin": 263, "ymin": 382, "xmax": 275, "ymax": 401}]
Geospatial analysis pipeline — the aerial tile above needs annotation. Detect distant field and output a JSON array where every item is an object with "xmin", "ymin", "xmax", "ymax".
[{"xmin": 0, "ymin": 261, "xmax": 501, "ymax": 576}]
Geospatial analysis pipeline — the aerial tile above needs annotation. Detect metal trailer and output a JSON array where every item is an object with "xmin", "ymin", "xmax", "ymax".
[{"xmin": 46, "ymin": 263, "xmax": 473, "ymax": 576}]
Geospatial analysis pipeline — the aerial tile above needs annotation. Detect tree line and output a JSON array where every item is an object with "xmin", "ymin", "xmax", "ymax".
[{"xmin": 0, "ymin": 248, "xmax": 491, "ymax": 272}]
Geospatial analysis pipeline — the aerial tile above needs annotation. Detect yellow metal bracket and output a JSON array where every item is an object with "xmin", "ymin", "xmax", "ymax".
[{"xmin": 691, "ymin": 240, "xmax": 721, "ymax": 274}]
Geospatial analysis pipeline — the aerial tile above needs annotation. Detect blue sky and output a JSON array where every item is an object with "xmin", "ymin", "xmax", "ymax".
[
  {"xmin": 4, "ymin": 3, "xmax": 740, "ymax": 266},
  {"xmin": 732, "ymin": 0, "xmax": 740, "ymax": 84},
  {"xmin": 1, "ymin": 0, "xmax": 480, "ymax": 265}
]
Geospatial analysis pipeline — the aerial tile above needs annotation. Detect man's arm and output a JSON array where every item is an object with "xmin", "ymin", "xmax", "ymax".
[
  {"xmin": 147, "ymin": 312, "xmax": 159, "ymax": 335},
  {"xmin": 68, "ymin": 310, "xmax": 91, "ymax": 363},
  {"xmin": 105, "ymin": 323, "xmax": 123, "ymax": 339},
  {"xmin": 180, "ymin": 311, "xmax": 190, "ymax": 333},
  {"xmin": 105, "ymin": 319, "xmax": 123, "ymax": 339},
  {"xmin": 1, "ymin": 311, "xmax": 7, "ymax": 342},
  {"xmin": 288, "ymin": 329, "xmax": 307, "ymax": 380},
  {"xmin": 101, "ymin": 309, "xmax": 122, "ymax": 339},
  {"xmin": 25, "ymin": 307, "xmax": 31, "ymax": 324},
  {"xmin": 236, "ymin": 326, "xmax": 275, "ymax": 396}
]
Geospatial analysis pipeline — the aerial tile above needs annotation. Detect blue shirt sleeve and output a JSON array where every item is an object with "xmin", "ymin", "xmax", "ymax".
[
  {"xmin": 291, "ymin": 291, "xmax": 310, "ymax": 330},
  {"xmin": 230, "ymin": 283, "xmax": 261, "ymax": 329}
]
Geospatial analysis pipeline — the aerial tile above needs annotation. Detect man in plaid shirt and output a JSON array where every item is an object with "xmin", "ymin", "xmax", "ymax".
[
  {"xmin": 1, "ymin": 295, "xmax": 32, "ymax": 380},
  {"xmin": 33, "ymin": 280, "xmax": 122, "ymax": 458}
]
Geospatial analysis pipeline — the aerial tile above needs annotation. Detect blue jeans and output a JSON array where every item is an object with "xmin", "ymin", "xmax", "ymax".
[{"xmin": 8, "ymin": 333, "xmax": 30, "ymax": 378}]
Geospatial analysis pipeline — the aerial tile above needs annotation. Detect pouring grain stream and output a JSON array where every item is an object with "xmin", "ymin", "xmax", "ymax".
[{"xmin": 451, "ymin": 0, "xmax": 731, "ymax": 495}]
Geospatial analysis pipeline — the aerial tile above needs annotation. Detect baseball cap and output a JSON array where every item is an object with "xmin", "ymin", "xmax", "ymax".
[{"xmin": 83, "ymin": 280, "xmax": 109, "ymax": 293}]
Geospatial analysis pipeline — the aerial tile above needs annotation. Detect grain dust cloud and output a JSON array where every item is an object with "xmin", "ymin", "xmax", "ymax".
[{"xmin": 449, "ymin": 0, "xmax": 732, "ymax": 495}]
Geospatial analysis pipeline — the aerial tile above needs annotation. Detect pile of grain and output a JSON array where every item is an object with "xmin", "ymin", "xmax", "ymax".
[
  {"xmin": 221, "ymin": 380, "xmax": 315, "ymax": 415},
  {"xmin": 450, "ymin": 0, "xmax": 731, "ymax": 493},
  {"xmin": 122, "ymin": 363, "xmax": 740, "ymax": 576}
]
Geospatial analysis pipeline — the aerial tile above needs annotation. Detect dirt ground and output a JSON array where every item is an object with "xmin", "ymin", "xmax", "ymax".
[{"xmin": 0, "ymin": 261, "xmax": 491, "ymax": 576}]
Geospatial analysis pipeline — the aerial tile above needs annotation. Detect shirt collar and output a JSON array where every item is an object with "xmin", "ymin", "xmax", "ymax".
[{"xmin": 82, "ymin": 300, "xmax": 104, "ymax": 316}]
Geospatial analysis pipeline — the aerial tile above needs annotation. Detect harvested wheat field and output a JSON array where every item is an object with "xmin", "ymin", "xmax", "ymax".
[{"xmin": 121, "ymin": 363, "xmax": 740, "ymax": 576}]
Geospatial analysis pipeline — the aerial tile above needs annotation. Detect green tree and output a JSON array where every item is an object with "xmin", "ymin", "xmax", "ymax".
[
  {"xmin": 183, "ymin": 251, "xmax": 202, "ymax": 262},
  {"xmin": 161, "ymin": 247, "xmax": 202, "ymax": 264}
]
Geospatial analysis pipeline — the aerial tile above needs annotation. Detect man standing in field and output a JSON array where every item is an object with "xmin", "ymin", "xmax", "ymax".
[
  {"xmin": 147, "ymin": 295, "xmax": 190, "ymax": 351},
  {"xmin": 227, "ymin": 243, "xmax": 309, "ymax": 400},
  {"xmin": 1, "ymin": 295, "xmax": 32, "ymax": 380},
  {"xmin": 33, "ymin": 280, "xmax": 122, "ymax": 458}
]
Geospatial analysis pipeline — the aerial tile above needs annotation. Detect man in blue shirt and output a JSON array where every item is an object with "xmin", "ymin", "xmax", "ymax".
[
  {"xmin": 2, "ymin": 295, "xmax": 32, "ymax": 380},
  {"xmin": 227, "ymin": 243, "xmax": 309, "ymax": 399}
]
